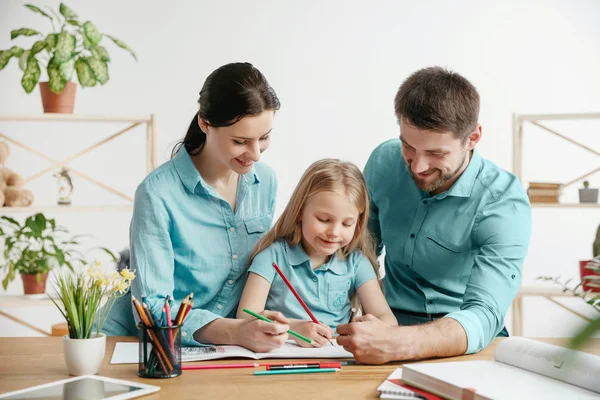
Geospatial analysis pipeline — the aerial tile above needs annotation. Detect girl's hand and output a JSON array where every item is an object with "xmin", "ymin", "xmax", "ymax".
[
  {"xmin": 289, "ymin": 320, "xmax": 334, "ymax": 348},
  {"xmin": 235, "ymin": 310, "xmax": 290, "ymax": 353}
]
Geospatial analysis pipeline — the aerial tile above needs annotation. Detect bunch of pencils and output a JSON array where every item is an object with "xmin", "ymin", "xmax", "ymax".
[{"xmin": 132, "ymin": 293, "xmax": 194, "ymax": 376}]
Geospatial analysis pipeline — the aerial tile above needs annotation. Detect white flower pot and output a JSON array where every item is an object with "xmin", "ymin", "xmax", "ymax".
[{"xmin": 63, "ymin": 333, "xmax": 106, "ymax": 376}]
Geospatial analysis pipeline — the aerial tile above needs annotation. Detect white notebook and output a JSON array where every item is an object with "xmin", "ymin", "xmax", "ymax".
[
  {"xmin": 111, "ymin": 339, "xmax": 353, "ymax": 364},
  {"xmin": 402, "ymin": 337, "xmax": 600, "ymax": 400}
]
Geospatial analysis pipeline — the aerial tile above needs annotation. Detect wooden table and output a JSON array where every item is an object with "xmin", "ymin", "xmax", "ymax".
[{"xmin": 1, "ymin": 337, "xmax": 599, "ymax": 399}]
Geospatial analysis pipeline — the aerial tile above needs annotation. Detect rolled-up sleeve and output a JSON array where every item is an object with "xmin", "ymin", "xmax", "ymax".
[
  {"xmin": 445, "ymin": 191, "xmax": 531, "ymax": 354},
  {"xmin": 130, "ymin": 180, "xmax": 220, "ymax": 346}
]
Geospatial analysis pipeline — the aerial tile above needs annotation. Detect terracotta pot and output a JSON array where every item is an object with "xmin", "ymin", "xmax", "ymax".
[
  {"xmin": 21, "ymin": 272, "xmax": 48, "ymax": 294},
  {"xmin": 579, "ymin": 260, "xmax": 600, "ymax": 292},
  {"xmin": 39, "ymin": 81, "xmax": 77, "ymax": 113}
]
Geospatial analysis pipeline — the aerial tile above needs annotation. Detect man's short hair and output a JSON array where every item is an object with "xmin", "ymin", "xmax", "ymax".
[{"xmin": 394, "ymin": 66, "xmax": 480, "ymax": 141}]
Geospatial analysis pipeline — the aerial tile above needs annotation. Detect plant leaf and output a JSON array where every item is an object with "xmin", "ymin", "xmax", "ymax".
[
  {"xmin": 45, "ymin": 33, "xmax": 58, "ymax": 50},
  {"xmin": 59, "ymin": 3, "xmax": 78, "ymax": 20},
  {"xmin": 571, "ymin": 316, "xmax": 600, "ymax": 349},
  {"xmin": 0, "ymin": 47, "xmax": 24, "ymax": 71},
  {"xmin": 66, "ymin": 19, "xmax": 81, "ymax": 27},
  {"xmin": 76, "ymin": 58, "xmax": 96, "ymax": 87},
  {"xmin": 83, "ymin": 21, "xmax": 102, "ymax": 46},
  {"xmin": 91, "ymin": 46, "xmax": 110, "ymax": 62},
  {"xmin": 18, "ymin": 50, "xmax": 31, "ymax": 71},
  {"xmin": 105, "ymin": 34, "xmax": 137, "ymax": 61},
  {"xmin": 59, "ymin": 58, "xmax": 75, "ymax": 82},
  {"xmin": 54, "ymin": 31, "xmax": 76, "ymax": 63},
  {"xmin": 10, "ymin": 28, "xmax": 41, "ymax": 40},
  {"xmin": 29, "ymin": 40, "xmax": 47, "ymax": 58},
  {"xmin": 85, "ymin": 56, "xmax": 108, "ymax": 85},
  {"xmin": 48, "ymin": 58, "xmax": 67, "ymax": 94},
  {"xmin": 0, "ymin": 216, "xmax": 21, "ymax": 227},
  {"xmin": 21, "ymin": 57, "xmax": 41, "ymax": 94},
  {"xmin": 25, "ymin": 4, "xmax": 53, "ymax": 20}
]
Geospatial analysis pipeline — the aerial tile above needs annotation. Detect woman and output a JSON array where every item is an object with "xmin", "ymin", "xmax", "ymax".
[{"xmin": 102, "ymin": 62, "xmax": 290, "ymax": 352}]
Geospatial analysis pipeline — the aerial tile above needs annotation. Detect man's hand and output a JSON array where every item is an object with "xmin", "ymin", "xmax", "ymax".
[
  {"xmin": 289, "ymin": 320, "xmax": 334, "ymax": 348},
  {"xmin": 336, "ymin": 314, "xmax": 399, "ymax": 364},
  {"xmin": 234, "ymin": 310, "xmax": 290, "ymax": 353}
]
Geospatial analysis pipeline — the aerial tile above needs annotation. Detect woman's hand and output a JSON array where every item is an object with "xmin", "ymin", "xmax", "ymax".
[
  {"xmin": 234, "ymin": 310, "xmax": 290, "ymax": 353},
  {"xmin": 289, "ymin": 320, "xmax": 334, "ymax": 348}
]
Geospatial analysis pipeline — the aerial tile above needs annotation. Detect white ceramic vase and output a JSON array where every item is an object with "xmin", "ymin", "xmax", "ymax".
[{"xmin": 63, "ymin": 333, "xmax": 106, "ymax": 376}]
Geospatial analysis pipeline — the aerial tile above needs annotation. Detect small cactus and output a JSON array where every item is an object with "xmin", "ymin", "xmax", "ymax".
[
  {"xmin": 583, "ymin": 180, "xmax": 590, "ymax": 188},
  {"xmin": 594, "ymin": 225, "xmax": 600, "ymax": 257}
]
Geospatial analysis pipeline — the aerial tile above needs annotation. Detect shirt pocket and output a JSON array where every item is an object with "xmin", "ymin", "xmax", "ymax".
[
  {"xmin": 417, "ymin": 233, "xmax": 471, "ymax": 281},
  {"xmin": 244, "ymin": 214, "xmax": 271, "ymax": 253},
  {"xmin": 327, "ymin": 281, "xmax": 351, "ymax": 312}
]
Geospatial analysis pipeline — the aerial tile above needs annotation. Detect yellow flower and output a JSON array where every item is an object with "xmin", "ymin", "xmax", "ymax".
[
  {"xmin": 120, "ymin": 268, "xmax": 136, "ymax": 281},
  {"xmin": 86, "ymin": 264, "xmax": 105, "ymax": 283},
  {"xmin": 113, "ymin": 279, "xmax": 129, "ymax": 294}
]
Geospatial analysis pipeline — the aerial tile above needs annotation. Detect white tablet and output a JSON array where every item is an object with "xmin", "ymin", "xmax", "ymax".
[{"xmin": 0, "ymin": 375, "xmax": 160, "ymax": 399}]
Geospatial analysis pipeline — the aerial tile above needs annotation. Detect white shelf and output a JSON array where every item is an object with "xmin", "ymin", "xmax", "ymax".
[
  {"xmin": 0, "ymin": 113, "xmax": 152, "ymax": 123},
  {"xmin": 530, "ymin": 203, "xmax": 600, "ymax": 208},
  {"xmin": 517, "ymin": 113, "xmax": 600, "ymax": 122},
  {"xmin": 0, "ymin": 294, "xmax": 54, "ymax": 308},
  {"xmin": 0, "ymin": 205, "xmax": 133, "ymax": 213}
]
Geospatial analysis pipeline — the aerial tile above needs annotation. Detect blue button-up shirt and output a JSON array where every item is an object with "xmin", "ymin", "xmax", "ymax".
[
  {"xmin": 248, "ymin": 240, "xmax": 377, "ymax": 328},
  {"xmin": 101, "ymin": 149, "xmax": 277, "ymax": 346},
  {"xmin": 364, "ymin": 139, "xmax": 531, "ymax": 354}
]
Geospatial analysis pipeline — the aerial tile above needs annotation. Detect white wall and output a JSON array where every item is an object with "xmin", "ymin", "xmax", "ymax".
[{"xmin": 1, "ymin": 0, "xmax": 599, "ymax": 338}]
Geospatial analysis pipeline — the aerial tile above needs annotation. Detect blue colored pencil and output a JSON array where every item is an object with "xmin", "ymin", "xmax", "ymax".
[{"xmin": 254, "ymin": 368, "xmax": 340, "ymax": 376}]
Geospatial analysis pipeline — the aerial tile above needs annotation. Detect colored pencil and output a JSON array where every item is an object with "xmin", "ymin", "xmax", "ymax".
[
  {"xmin": 242, "ymin": 308, "xmax": 312, "ymax": 344},
  {"xmin": 254, "ymin": 368, "xmax": 340, "ymax": 376},
  {"xmin": 165, "ymin": 297, "xmax": 174, "ymax": 352},
  {"xmin": 182, "ymin": 363, "xmax": 259, "ymax": 370},
  {"xmin": 272, "ymin": 262, "xmax": 320, "ymax": 324},
  {"xmin": 132, "ymin": 296, "xmax": 172, "ymax": 373},
  {"xmin": 348, "ymin": 307, "xmax": 357, "ymax": 323},
  {"xmin": 267, "ymin": 362, "xmax": 342, "ymax": 370}
]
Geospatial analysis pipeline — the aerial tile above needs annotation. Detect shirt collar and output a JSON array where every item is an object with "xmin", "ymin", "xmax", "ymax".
[
  {"xmin": 173, "ymin": 149, "xmax": 260, "ymax": 195},
  {"xmin": 284, "ymin": 241, "xmax": 346, "ymax": 275},
  {"xmin": 439, "ymin": 149, "xmax": 482, "ymax": 199}
]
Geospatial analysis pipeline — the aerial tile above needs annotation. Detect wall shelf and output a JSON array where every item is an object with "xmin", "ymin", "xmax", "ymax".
[
  {"xmin": 0, "ymin": 113, "xmax": 156, "ymax": 211},
  {"xmin": 1, "ymin": 205, "xmax": 134, "ymax": 213}
]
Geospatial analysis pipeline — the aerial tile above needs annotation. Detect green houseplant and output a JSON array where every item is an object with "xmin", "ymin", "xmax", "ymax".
[
  {"xmin": 50, "ymin": 259, "xmax": 135, "ymax": 375},
  {"xmin": 0, "ymin": 213, "xmax": 79, "ymax": 294},
  {"xmin": 538, "ymin": 226, "xmax": 600, "ymax": 351},
  {"xmin": 0, "ymin": 2, "xmax": 137, "ymax": 113}
]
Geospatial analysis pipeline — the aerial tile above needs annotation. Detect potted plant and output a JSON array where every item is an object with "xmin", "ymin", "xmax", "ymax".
[
  {"xmin": 0, "ymin": 213, "xmax": 79, "ymax": 294},
  {"xmin": 0, "ymin": 2, "xmax": 137, "ymax": 113},
  {"xmin": 578, "ymin": 224, "xmax": 600, "ymax": 293},
  {"xmin": 579, "ymin": 181, "xmax": 599, "ymax": 203},
  {"xmin": 537, "ymin": 255, "xmax": 600, "ymax": 350},
  {"xmin": 50, "ymin": 259, "xmax": 135, "ymax": 375}
]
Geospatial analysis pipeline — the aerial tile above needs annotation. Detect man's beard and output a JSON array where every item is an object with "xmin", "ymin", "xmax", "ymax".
[{"xmin": 407, "ymin": 151, "xmax": 467, "ymax": 193}]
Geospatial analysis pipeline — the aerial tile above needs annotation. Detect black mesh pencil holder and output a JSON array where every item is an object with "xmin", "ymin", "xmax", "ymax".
[{"xmin": 137, "ymin": 322, "xmax": 182, "ymax": 378}]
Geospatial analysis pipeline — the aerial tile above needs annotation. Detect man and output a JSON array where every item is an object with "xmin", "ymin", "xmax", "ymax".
[{"xmin": 336, "ymin": 67, "xmax": 531, "ymax": 364}]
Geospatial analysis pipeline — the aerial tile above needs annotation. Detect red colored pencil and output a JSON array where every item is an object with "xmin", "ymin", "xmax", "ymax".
[
  {"xmin": 182, "ymin": 363, "xmax": 259, "ymax": 370},
  {"xmin": 272, "ymin": 262, "xmax": 320, "ymax": 324}
]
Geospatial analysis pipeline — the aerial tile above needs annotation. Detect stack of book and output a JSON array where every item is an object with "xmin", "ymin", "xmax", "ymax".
[
  {"xmin": 582, "ymin": 258, "xmax": 600, "ymax": 292},
  {"xmin": 527, "ymin": 182, "xmax": 561, "ymax": 204}
]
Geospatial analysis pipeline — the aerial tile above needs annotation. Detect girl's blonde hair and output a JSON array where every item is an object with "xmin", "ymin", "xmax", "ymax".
[{"xmin": 250, "ymin": 159, "xmax": 379, "ymax": 276}]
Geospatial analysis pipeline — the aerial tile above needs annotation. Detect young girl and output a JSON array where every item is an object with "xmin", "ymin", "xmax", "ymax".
[{"xmin": 237, "ymin": 159, "xmax": 397, "ymax": 347}]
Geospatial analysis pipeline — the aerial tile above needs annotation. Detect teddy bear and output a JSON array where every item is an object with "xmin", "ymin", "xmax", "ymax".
[{"xmin": 0, "ymin": 141, "xmax": 34, "ymax": 207}]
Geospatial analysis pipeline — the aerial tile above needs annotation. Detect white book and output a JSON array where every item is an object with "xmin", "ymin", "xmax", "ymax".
[
  {"xmin": 110, "ymin": 339, "xmax": 353, "ymax": 364},
  {"xmin": 402, "ymin": 337, "xmax": 600, "ymax": 400}
]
